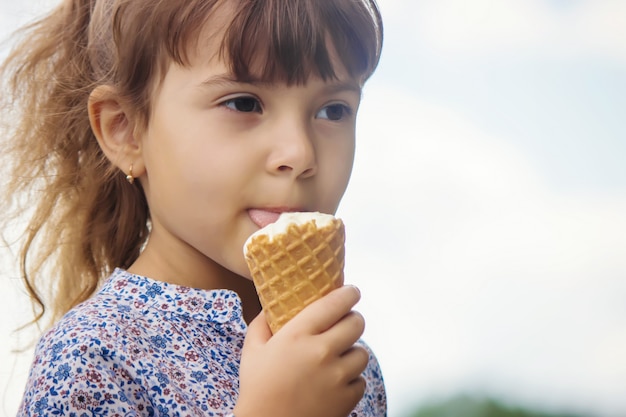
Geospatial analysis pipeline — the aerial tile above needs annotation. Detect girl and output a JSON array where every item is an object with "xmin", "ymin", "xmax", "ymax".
[{"xmin": 0, "ymin": 0, "xmax": 385, "ymax": 416}]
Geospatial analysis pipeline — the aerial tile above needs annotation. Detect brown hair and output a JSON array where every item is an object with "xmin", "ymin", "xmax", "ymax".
[{"xmin": 0, "ymin": 0, "xmax": 383, "ymax": 329}]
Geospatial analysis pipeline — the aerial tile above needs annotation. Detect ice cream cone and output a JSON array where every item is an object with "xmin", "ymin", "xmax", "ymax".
[{"xmin": 243, "ymin": 212, "xmax": 345, "ymax": 334}]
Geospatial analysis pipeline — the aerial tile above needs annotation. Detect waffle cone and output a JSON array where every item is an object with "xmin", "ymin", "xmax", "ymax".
[{"xmin": 244, "ymin": 214, "xmax": 345, "ymax": 334}]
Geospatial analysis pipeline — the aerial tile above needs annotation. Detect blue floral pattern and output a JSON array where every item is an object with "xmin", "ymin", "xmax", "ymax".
[{"xmin": 19, "ymin": 268, "xmax": 387, "ymax": 416}]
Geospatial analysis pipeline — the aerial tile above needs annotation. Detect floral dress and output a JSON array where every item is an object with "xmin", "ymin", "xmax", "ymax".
[{"xmin": 18, "ymin": 269, "xmax": 387, "ymax": 416}]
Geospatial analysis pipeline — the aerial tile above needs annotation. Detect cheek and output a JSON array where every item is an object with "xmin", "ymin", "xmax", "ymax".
[
  {"xmin": 331, "ymin": 138, "xmax": 355, "ymax": 178},
  {"xmin": 319, "ymin": 141, "xmax": 355, "ymax": 210}
]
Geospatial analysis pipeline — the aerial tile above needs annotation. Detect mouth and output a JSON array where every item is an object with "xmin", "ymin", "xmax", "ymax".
[{"xmin": 248, "ymin": 207, "xmax": 303, "ymax": 228}]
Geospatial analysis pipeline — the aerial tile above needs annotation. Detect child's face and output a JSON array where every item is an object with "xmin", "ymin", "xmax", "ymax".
[{"xmin": 135, "ymin": 40, "xmax": 361, "ymax": 284}]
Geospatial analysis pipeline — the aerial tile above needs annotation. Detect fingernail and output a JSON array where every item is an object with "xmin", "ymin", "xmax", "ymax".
[{"xmin": 349, "ymin": 285, "xmax": 361, "ymax": 298}]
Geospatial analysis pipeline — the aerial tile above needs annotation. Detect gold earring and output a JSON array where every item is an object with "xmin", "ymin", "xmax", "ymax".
[{"xmin": 126, "ymin": 165, "xmax": 134, "ymax": 184}]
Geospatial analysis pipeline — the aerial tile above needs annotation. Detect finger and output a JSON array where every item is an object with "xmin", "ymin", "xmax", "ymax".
[
  {"xmin": 286, "ymin": 285, "xmax": 361, "ymax": 335},
  {"xmin": 242, "ymin": 310, "xmax": 272, "ymax": 350},
  {"xmin": 339, "ymin": 345, "xmax": 370, "ymax": 384},
  {"xmin": 342, "ymin": 376, "xmax": 367, "ymax": 414},
  {"xmin": 321, "ymin": 310, "xmax": 365, "ymax": 353}
]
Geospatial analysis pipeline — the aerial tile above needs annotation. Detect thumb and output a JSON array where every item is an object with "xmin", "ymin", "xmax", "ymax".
[{"xmin": 244, "ymin": 310, "xmax": 272, "ymax": 348}]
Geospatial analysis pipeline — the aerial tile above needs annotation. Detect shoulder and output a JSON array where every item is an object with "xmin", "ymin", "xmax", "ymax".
[
  {"xmin": 36, "ymin": 290, "xmax": 129, "ymax": 357},
  {"xmin": 27, "ymin": 292, "xmax": 133, "ymax": 385},
  {"xmin": 19, "ymin": 294, "xmax": 150, "ymax": 415}
]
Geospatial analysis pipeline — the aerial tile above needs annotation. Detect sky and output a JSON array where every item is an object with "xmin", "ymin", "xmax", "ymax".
[{"xmin": 1, "ymin": 1, "xmax": 625, "ymax": 417}]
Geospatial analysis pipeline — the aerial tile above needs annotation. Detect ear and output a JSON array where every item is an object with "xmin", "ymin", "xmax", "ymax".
[{"xmin": 88, "ymin": 85, "xmax": 146, "ymax": 179}]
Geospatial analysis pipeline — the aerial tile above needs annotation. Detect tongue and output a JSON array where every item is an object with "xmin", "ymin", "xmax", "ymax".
[{"xmin": 249, "ymin": 209, "xmax": 282, "ymax": 228}]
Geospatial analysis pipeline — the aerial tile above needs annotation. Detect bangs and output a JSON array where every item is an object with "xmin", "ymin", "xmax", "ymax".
[
  {"xmin": 163, "ymin": 0, "xmax": 383, "ymax": 85},
  {"xmin": 222, "ymin": 0, "xmax": 383, "ymax": 84}
]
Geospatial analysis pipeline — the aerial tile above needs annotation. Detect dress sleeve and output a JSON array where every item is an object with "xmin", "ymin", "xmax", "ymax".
[
  {"xmin": 18, "ymin": 328, "xmax": 152, "ymax": 416},
  {"xmin": 353, "ymin": 340, "xmax": 388, "ymax": 417}
]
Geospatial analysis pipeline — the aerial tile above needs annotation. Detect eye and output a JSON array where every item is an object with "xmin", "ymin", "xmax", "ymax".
[
  {"xmin": 316, "ymin": 104, "xmax": 353, "ymax": 121},
  {"xmin": 222, "ymin": 96, "xmax": 262, "ymax": 113}
]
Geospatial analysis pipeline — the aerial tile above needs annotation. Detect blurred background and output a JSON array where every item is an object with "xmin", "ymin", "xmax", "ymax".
[{"xmin": 1, "ymin": 1, "xmax": 625, "ymax": 416}]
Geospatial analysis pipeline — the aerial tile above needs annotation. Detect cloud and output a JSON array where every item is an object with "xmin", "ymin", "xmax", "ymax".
[
  {"xmin": 339, "ymin": 84, "xmax": 626, "ymax": 416},
  {"xmin": 377, "ymin": 0, "xmax": 626, "ymax": 62}
]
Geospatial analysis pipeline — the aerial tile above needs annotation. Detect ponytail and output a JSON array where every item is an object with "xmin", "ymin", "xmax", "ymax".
[{"xmin": 0, "ymin": 0, "xmax": 149, "ymax": 329}]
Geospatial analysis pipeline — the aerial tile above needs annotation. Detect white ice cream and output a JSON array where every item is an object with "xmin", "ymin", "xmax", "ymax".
[{"xmin": 243, "ymin": 211, "xmax": 337, "ymax": 255}]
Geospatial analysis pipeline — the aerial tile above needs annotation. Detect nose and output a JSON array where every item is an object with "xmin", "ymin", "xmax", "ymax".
[{"xmin": 266, "ymin": 121, "xmax": 317, "ymax": 178}]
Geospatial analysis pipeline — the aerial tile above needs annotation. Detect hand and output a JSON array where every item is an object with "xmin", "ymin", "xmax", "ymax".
[{"xmin": 234, "ymin": 286, "xmax": 368, "ymax": 417}]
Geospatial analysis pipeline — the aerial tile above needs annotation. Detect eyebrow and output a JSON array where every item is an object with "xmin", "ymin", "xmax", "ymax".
[{"xmin": 198, "ymin": 74, "xmax": 362, "ymax": 97}]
